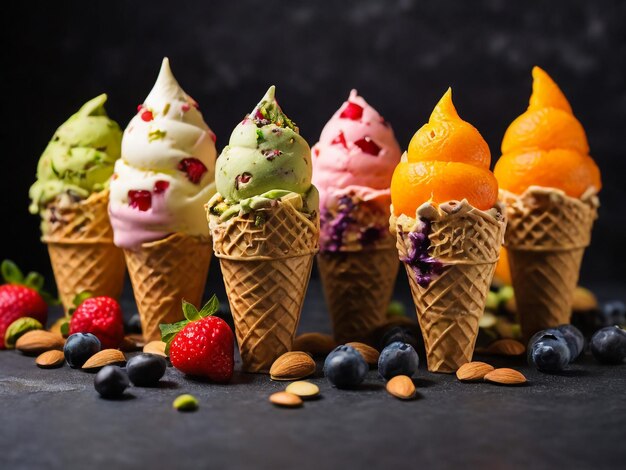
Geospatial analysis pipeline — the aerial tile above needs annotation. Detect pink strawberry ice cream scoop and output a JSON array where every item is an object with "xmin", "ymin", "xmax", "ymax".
[{"xmin": 312, "ymin": 90, "xmax": 401, "ymax": 252}]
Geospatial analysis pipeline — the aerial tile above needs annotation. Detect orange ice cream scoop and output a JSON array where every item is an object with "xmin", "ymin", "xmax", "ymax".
[
  {"xmin": 494, "ymin": 67, "xmax": 601, "ymax": 198},
  {"xmin": 391, "ymin": 89, "xmax": 498, "ymax": 216}
]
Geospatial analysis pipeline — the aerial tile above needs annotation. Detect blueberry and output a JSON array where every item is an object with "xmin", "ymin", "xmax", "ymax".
[
  {"xmin": 94, "ymin": 365, "xmax": 129, "ymax": 399},
  {"xmin": 378, "ymin": 342, "xmax": 419, "ymax": 380},
  {"xmin": 323, "ymin": 345, "xmax": 368, "ymax": 388},
  {"xmin": 64, "ymin": 333, "xmax": 101, "ymax": 368},
  {"xmin": 556, "ymin": 324, "xmax": 585, "ymax": 361},
  {"xmin": 126, "ymin": 353, "xmax": 167, "ymax": 387},
  {"xmin": 125, "ymin": 313, "xmax": 142, "ymax": 334},
  {"xmin": 599, "ymin": 301, "xmax": 626, "ymax": 327},
  {"xmin": 379, "ymin": 326, "xmax": 418, "ymax": 350},
  {"xmin": 590, "ymin": 326, "xmax": 626, "ymax": 364},
  {"xmin": 528, "ymin": 334, "xmax": 570, "ymax": 373}
]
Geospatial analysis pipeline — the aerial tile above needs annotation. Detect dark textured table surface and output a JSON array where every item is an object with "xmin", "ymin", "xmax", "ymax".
[{"xmin": 1, "ymin": 275, "xmax": 625, "ymax": 470}]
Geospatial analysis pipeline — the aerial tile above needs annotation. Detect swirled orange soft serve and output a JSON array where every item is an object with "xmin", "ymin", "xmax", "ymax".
[
  {"xmin": 391, "ymin": 89, "xmax": 498, "ymax": 216},
  {"xmin": 494, "ymin": 66, "xmax": 601, "ymax": 197}
]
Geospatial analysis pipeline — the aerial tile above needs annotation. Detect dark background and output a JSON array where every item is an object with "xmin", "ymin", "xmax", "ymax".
[{"xmin": 1, "ymin": 0, "xmax": 625, "ymax": 292}]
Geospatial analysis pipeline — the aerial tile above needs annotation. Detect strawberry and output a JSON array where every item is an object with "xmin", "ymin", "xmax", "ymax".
[
  {"xmin": 0, "ymin": 260, "xmax": 50, "ymax": 349},
  {"xmin": 69, "ymin": 295, "xmax": 124, "ymax": 349},
  {"xmin": 161, "ymin": 296, "xmax": 234, "ymax": 383}
]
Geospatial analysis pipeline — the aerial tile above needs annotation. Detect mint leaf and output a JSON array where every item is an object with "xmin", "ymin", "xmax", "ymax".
[
  {"xmin": 182, "ymin": 300, "xmax": 200, "ymax": 321},
  {"xmin": 1, "ymin": 260, "xmax": 23, "ymax": 284},
  {"xmin": 72, "ymin": 291, "xmax": 93, "ymax": 307},
  {"xmin": 24, "ymin": 272, "xmax": 44, "ymax": 291},
  {"xmin": 41, "ymin": 292, "xmax": 61, "ymax": 307},
  {"xmin": 160, "ymin": 319, "xmax": 188, "ymax": 347},
  {"xmin": 198, "ymin": 295, "xmax": 219, "ymax": 318}
]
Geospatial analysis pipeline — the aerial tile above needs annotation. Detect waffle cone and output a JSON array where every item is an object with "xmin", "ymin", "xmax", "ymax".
[
  {"xmin": 318, "ymin": 249, "xmax": 398, "ymax": 345},
  {"xmin": 210, "ymin": 202, "xmax": 319, "ymax": 373},
  {"xmin": 41, "ymin": 190, "xmax": 125, "ymax": 311},
  {"xmin": 393, "ymin": 200, "xmax": 506, "ymax": 373},
  {"xmin": 500, "ymin": 187, "xmax": 599, "ymax": 341},
  {"xmin": 124, "ymin": 233, "xmax": 212, "ymax": 342}
]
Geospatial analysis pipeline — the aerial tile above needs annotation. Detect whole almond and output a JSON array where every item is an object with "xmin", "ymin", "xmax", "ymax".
[
  {"xmin": 486, "ymin": 339, "xmax": 526, "ymax": 356},
  {"xmin": 386, "ymin": 375, "xmax": 416, "ymax": 400},
  {"xmin": 572, "ymin": 286, "xmax": 598, "ymax": 312},
  {"xmin": 35, "ymin": 350, "xmax": 65, "ymax": 369},
  {"xmin": 270, "ymin": 351, "xmax": 316, "ymax": 381},
  {"xmin": 269, "ymin": 391, "xmax": 303, "ymax": 408},
  {"xmin": 82, "ymin": 349, "xmax": 126, "ymax": 370},
  {"xmin": 346, "ymin": 342, "xmax": 380, "ymax": 365},
  {"xmin": 292, "ymin": 333, "xmax": 337, "ymax": 356},
  {"xmin": 15, "ymin": 330, "xmax": 65, "ymax": 355},
  {"xmin": 143, "ymin": 340, "xmax": 167, "ymax": 357},
  {"xmin": 456, "ymin": 361, "xmax": 495, "ymax": 381},
  {"xmin": 484, "ymin": 368, "xmax": 527, "ymax": 385}
]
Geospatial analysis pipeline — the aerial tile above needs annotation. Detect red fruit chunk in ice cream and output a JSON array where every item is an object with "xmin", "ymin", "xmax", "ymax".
[
  {"xmin": 141, "ymin": 110, "xmax": 154, "ymax": 122},
  {"xmin": 331, "ymin": 132, "xmax": 348, "ymax": 149},
  {"xmin": 153, "ymin": 181, "xmax": 170, "ymax": 194},
  {"xmin": 128, "ymin": 190, "xmax": 152, "ymax": 211},
  {"xmin": 354, "ymin": 137, "xmax": 381, "ymax": 156},
  {"xmin": 340, "ymin": 102, "xmax": 363, "ymax": 120},
  {"xmin": 177, "ymin": 158, "xmax": 208, "ymax": 184}
]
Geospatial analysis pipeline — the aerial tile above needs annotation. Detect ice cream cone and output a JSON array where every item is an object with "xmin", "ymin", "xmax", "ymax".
[
  {"xmin": 123, "ymin": 232, "xmax": 212, "ymax": 342},
  {"xmin": 42, "ymin": 190, "xmax": 125, "ymax": 311},
  {"xmin": 318, "ymin": 242, "xmax": 398, "ymax": 345},
  {"xmin": 394, "ymin": 200, "xmax": 505, "ymax": 373},
  {"xmin": 500, "ymin": 187, "xmax": 599, "ymax": 342},
  {"xmin": 210, "ymin": 202, "xmax": 319, "ymax": 373}
]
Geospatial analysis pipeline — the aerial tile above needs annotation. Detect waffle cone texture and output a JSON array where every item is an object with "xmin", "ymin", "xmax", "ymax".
[
  {"xmin": 318, "ymin": 206, "xmax": 398, "ymax": 344},
  {"xmin": 41, "ymin": 190, "xmax": 125, "ymax": 311},
  {"xmin": 210, "ymin": 202, "xmax": 319, "ymax": 373},
  {"xmin": 500, "ymin": 186, "xmax": 599, "ymax": 341},
  {"xmin": 393, "ymin": 200, "xmax": 506, "ymax": 373},
  {"xmin": 124, "ymin": 233, "xmax": 212, "ymax": 342}
]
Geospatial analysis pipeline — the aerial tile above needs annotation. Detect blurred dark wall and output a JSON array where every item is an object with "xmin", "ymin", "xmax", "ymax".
[{"xmin": 1, "ymin": 0, "xmax": 625, "ymax": 291}]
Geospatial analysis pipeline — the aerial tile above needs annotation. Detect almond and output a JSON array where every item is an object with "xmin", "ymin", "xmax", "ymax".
[
  {"xmin": 15, "ymin": 330, "xmax": 65, "ymax": 355},
  {"xmin": 82, "ymin": 349, "xmax": 126, "ymax": 370},
  {"xmin": 35, "ymin": 350, "xmax": 65, "ymax": 369},
  {"xmin": 456, "ymin": 361, "xmax": 495, "ymax": 381},
  {"xmin": 269, "ymin": 391, "xmax": 303, "ymax": 408},
  {"xmin": 48, "ymin": 318, "xmax": 69, "ymax": 338},
  {"xmin": 143, "ymin": 340, "xmax": 167, "ymax": 357},
  {"xmin": 270, "ymin": 351, "xmax": 316, "ymax": 381},
  {"xmin": 346, "ymin": 342, "xmax": 380, "ymax": 365},
  {"xmin": 484, "ymin": 368, "xmax": 527, "ymax": 385},
  {"xmin": 292, "ymin": 333, "xmax": 337, "ymax": 356},
  {"xmin": 386, "ymin": 375, "xmax": 416, "ymax": 400},
  {"xmin": 572, "ymin": 286, "xmax": 598, "ymax": 312},
  {"xmin": 486, "ymin": 339, "xmax": 526, "ymax": 356},
  {"xmin": 285, "ymin": 381, "xmax": 320, "ymax": 399}
]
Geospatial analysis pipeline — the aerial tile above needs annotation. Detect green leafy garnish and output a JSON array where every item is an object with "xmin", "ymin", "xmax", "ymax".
[{"xmin": 1, "ymin": 259, "xmax": 59, "ymax": 306}]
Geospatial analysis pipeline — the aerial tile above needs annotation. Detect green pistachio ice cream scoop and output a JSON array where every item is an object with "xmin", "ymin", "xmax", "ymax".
[
  {"xmin": 29, "ymin": 94, "xmax": 122, "ymax": 214},
  {"xmin": 216, "ymin": 86, "xmax": 315, "ymax": 203}
]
